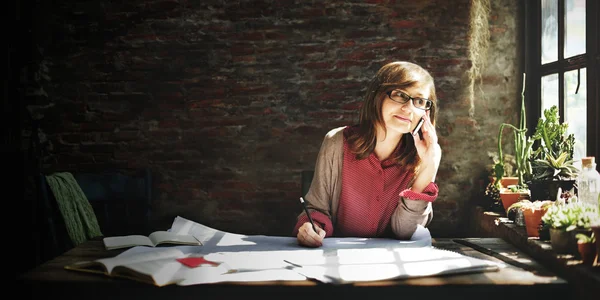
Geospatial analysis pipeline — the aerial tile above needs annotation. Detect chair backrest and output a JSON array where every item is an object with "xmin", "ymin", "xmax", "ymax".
[
  {"xmin": 301, "ymin": 170, "xmax": 314, "ymax": 197},
  {"xmin": 36, "ymin": 173, "xmax": 72, "ymax": 263},
  {"xmin": 36, "ymin": 168, "xmax": 152, "ymax": 263}
]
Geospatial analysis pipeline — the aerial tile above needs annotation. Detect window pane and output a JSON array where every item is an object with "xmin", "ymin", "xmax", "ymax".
[
  {"xmin": 565, "ymin": 0, "xmax": 586, "ymax": 58},
  {"xmin": 564, "ymin": 68, "xmax": 587, "ymax": 163},
  {"xmin": 542, "ymin": 0, "xmax": 558, "ymax": 64},
  {"xmin": 541, "ymin": 73, "xmax": 559, "ymax": 113}
]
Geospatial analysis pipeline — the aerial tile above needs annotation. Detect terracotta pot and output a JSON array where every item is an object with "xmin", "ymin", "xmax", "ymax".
[
  {"xmin": 523, "ymin": 208, "xmax": 547, "ymax": 238},
  {"xmin": 489, "ymin": 176, "xmax": 519, "ymax": 188},
  {"xmin": 578, "ymin": 241, "xmax": 596, "ymax": 265},
  {"xmin": 500, "ymin": 189, "xmax": 530, "ymax": 213},
  {"xmin": 500, "ymin": 177, "xmax": 519, "ymax": 187}
]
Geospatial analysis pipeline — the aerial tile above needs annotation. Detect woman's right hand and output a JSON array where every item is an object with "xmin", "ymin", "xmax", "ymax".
[{"xmin": 296, "ymin": 222, "xmax": 326, "ymax": 247}]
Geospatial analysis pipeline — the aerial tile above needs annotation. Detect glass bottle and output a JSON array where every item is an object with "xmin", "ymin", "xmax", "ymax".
[{"xmin": 577, "ymin": 156, "xmax": 600, "ymax": 208}]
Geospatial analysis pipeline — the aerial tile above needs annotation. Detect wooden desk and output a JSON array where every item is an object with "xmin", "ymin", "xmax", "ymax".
[{"xmin": 17, "ymin": 238, "xmax": 571, "ymax": 300}]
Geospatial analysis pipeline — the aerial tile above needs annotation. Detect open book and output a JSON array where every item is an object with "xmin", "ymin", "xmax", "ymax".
[
  {"xmin": 65, "ymin": 247, "xmax": 227, "ymax": 287},
  {"xmin": 103, "ymin": 231, "xmax": 202, "ymax": 250}
]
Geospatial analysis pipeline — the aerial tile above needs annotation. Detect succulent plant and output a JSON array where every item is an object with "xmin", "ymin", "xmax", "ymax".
[
  {"xmin": 576, "ymin": 232, "xmax": 595, "ymax": 244},
  {"xmin": 506, "ymin": 199, "xmax": 532, "ymax": 221},
  {"xmin": 531, "ymin": 151, "xmax": 578, "ymax": 181},
  {"xmin": 484, "ymin": 181, "xmax": 501, "ymax": 209},
  {"xmin": 541, "ymin": 201, "xmax": 599, "ymax": 231},
  {"xmin": 494, "ymin": 74, "xmax": 532, "ymax": 190},
  {"xmin": 521, "ymin": 200, "xmax": 555, "ymax": 212},
  {"xmin": 529, "ymin": 105, "xmax": 578, "ymax": 181}
]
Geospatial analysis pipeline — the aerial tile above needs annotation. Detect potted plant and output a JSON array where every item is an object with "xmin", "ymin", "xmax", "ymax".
[
  {"xmin": 521, "ymin": 200, "xmax": 554, "ymax": 238},
  {"xmin": 575, "ymin": 232, "xmax": 596, "ymax": 265},
  {"xmin": 541, "ymin": 201, "xmax": 599, "ymax": 255},
  {"xmin": 495, "ymin": 74, "xmax": 533, "ymax": 212},
  {"xmin": 487, "ymin": 151, "xmax": 518, "ymax": 187},
  {"xmin": 537, "ymin": 186, "xmax": 585, "ymax": 241},
  {"xmin": 484, "ymin": 180, "xmax": 503, "ymax": 212},
  {"xmin": 506, "ymin": 199, "xmax": 532, "ymax": 226},
  {"xmin": 528, "ymin": 105, "xmax": 578, "ymax": 201}
]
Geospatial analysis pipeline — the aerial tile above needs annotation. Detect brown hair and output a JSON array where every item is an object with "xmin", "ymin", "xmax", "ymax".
[{"xmin": 346, "ymin": 61, "xmax": 437, "ymax": 172}]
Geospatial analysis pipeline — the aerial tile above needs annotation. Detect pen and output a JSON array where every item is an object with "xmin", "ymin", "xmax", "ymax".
[
  {"xmin": 299, "ymin": 197, "xmax": 317, "ymax": 233},
  {"xmin": 283, "ymin": 259, "xmax": 302, "ymax": 268}
]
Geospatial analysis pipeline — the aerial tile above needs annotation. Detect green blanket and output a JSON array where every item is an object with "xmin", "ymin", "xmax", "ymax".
[{"xmin": 45, "ymin": 172, "xmax": 103, "ymax": 245}]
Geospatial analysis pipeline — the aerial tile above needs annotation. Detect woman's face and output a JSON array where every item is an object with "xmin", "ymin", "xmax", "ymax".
[{"xmin": 380, "ymin": 85, "xmax": 430, "ymax": 136}]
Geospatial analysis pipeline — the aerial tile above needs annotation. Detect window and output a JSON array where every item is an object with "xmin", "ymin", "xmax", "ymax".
[{"xmin": 523, "ymin": 0, "xmax": 599, "ymax": 169}]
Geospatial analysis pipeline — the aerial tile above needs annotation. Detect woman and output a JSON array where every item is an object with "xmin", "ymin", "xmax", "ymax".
[{"xmin": 293, "ymin": 61, "xmax": 442, "ymax": 247}]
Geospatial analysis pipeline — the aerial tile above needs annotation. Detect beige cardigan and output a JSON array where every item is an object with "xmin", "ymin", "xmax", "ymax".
[{"xmin": 301, "ymin": 126, "xmax": 433, "ymax": 240}]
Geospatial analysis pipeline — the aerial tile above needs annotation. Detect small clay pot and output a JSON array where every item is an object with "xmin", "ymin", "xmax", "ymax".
[
  {"xmin": 578, "ymin": 241, "xmax": 596, "ymax": 265},
  {"xmin": 523, "ymin": 208, "xmax": 546, "ymax": 238}
]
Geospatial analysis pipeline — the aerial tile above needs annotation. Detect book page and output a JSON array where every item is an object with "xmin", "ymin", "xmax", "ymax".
[
  {"xmin": 103, "ymin": 235, "xmax": 154, "ymax": 250},
  {"xmin": 64, "ymin": 260, "xmax": 110, "ymax": 275},
  {"xmin": 95, "ymin": 247, "xmax": 185, "ymax": 274},
  {"xmin": 148, "ymin": 231, "xmax": 201, "ymax": 246},
  {"xmin": 112, "ymin": 257, "xmax": 184, "ymax": 287}
]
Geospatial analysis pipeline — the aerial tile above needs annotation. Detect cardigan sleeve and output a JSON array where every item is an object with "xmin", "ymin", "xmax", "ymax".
[
  {"xmin": 390, "ymin": 182, "xmax": 437, "ymax": 239},
  {"xmin": 292, "ymin": 127, "xmax": 345, "ymax": 238}
]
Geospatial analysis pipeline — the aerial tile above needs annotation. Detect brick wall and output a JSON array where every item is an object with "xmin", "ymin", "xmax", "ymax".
[{"xmin": 20, "ymin": 0, "xmax": 520, "ymax": 237}]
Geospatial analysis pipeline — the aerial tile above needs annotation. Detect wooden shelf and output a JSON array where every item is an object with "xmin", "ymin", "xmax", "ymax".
[{"xmin": 471, "ymin": 205, "xmax": 600, "ymax": 299}]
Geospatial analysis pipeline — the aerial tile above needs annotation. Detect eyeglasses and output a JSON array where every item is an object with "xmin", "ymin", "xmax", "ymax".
[{"xmin": 386, "ymin": 90, "xmax": 433, "ymax": 111}]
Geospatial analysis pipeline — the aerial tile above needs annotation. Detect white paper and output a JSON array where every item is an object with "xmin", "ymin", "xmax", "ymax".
[
  {"xmin": 89, "ymin": 216, "xmax": 501, "ymax": 286},
  {"xmin": 169, "ymin": 215, "xmax": 432, "ymax": 252},
  {"xmin": 285, "ymin": 246, "xmax": 504, "ymax": 284},
  {"xmin": 163, "ymin": 216, "xmax": 502, "ymax": 285},
  {"xmin": 177, "ymin": 268, "xmax": 306, "ymax": 285}
]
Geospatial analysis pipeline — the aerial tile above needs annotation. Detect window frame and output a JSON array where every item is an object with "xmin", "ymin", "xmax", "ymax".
[{"xmin": 522, "ymin": 0, "xmax": 599, "ymax": 170}]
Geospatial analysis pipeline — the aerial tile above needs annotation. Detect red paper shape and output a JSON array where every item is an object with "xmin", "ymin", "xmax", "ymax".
[{"xmin": 176, "ymin": 257, "xmax": 220, "ymax": 268}]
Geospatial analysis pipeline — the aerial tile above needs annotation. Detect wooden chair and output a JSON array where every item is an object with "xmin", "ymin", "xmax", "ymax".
[{"xmin": 35, "ymin": 168, "xmax": 152, "ymax": 264}]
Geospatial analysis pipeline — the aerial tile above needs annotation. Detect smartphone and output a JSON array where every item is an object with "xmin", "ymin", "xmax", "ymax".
[{"xmin": 412, "ymin": 117, "xmax": 424, "ymax": 140}]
